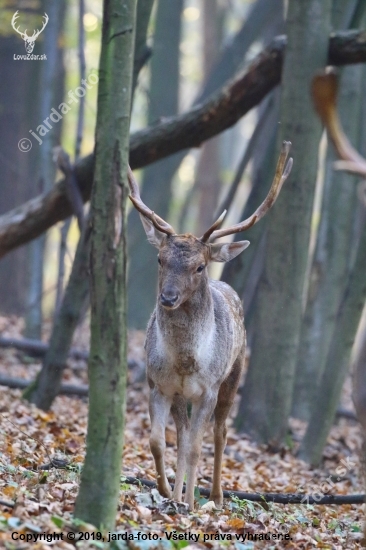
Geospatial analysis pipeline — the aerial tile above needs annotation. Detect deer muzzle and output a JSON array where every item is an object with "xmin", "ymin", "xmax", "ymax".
[{"xmin": 160, "ymin": 288, "xmax": 179, "ymax": 308}]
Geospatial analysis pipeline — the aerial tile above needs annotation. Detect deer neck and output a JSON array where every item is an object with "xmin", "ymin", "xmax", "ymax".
[{"xmin": 156, "ymin": 276, "xmax": 214, "ymax": 351}]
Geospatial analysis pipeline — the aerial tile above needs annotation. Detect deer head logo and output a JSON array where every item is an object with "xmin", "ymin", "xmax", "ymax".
[{"xmin": 11, "ymin": 11, "xmax": 49, "ymax": 54}]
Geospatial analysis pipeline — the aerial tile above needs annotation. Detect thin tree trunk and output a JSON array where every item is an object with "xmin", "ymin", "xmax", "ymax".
[
  {"xmin": 237, "ymin": 0, "xmax": 332, "ymax": 445},
  {"xmin": 292, "ymin": 67, "xmax": 363, "ymax": 421},
  {"xmin": 74, "ymin": 0, "xmax": 136, "ymax": 529},
  {"xmin": 127, "ymin": 0, "xmax": 183, "ymax": 328},
  {"xmin": 55, "ymin": 0, "xmax": 86, "ymax": 312},
  {"xmin": 221, "ymin": 91, "xmax": 279, "ymax": 298},
  {"xmin": 298, "ymin": 206, "xmax": 366, "ymax": 464},
  {"xmin": 132, "ymin": 0, "xmax": 154, "ymax": 93},
  {"xmin": 195, "ymin": 0, "xmax": 223, "ymax": 237},
  {"xmin": 23, "ymin": 220, "xmax": 90, "ymax": 409},
  {"xmin": 25, "ymin": 0, "xmax": 66, "ymax": 339},
  {"xmin": 0, "ymin": 3, "xmax": 44, "ymax": 315}
]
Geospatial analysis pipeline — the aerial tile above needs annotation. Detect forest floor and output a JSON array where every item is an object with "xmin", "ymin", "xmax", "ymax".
[{"xmin": 0, "ymin": 315, "xmax": 364, "ymax": 550}]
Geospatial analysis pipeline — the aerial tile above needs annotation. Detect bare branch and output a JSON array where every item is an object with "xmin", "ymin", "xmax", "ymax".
[{"xmin": 0, "ymin": 31, "xmax": 366, "ymax": 258}]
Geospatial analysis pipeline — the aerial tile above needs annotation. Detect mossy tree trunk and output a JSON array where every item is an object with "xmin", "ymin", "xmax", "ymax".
[
  {"xmin": 74, "ymin": 0, "xmax": 136, "ymax": 530},
  {"xmin": 237, "ymin": 0, "xmax": 331, "ymax": 444}
]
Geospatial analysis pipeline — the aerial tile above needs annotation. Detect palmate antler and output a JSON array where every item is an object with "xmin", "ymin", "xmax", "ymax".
[
  {"xmin": 312, "ymin": 70, "xmax": 366, "ymax": 177},
  {"xmin": 128, "ymin": 142, "xmax": 292, "ymax": 242},
  {"xmin": 200, "ymin": 141, "xmax": 293, "ymax": 242}
]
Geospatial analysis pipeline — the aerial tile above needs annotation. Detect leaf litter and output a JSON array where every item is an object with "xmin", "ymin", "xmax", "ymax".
[{"xmin": 0, "ymin": 315, "xmax": 364, "ymax": 549}]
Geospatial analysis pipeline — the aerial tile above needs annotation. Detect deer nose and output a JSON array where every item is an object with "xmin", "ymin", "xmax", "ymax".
[{"xmin": 160, "ymin": 291, "xmax": 179, "ymax": 307}]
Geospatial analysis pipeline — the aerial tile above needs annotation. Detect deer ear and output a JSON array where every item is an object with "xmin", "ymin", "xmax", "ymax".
[
  {"xmin": 139, "ymin": 214, "xmax": 166, "ymax": 248},
  {"xmin": 210, "ymin": 240, "xmax": 250, "ymax": 262}
]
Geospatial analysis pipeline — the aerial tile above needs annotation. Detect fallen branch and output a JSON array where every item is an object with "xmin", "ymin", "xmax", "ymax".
[
  {"xmin": 0, "ymin": 375, "xmax": 88, "ymax": 396},
  {"xmin": 1, "ymin": 472, "xmax": 361, "ymax": 510},
  {"xmin": 0, "ymin": 31, "xmax": 366, "ymax": 259},
  {"xmin": 0, "ymin": 336, "xmax": 143, "ymax": 371},
  {"xmin": 123, "ymin": 476, "xmax": 365, "ymax": 505},
  {"xmin": 0, "ymin": 336, "xmax": 88, "ymax": 361}
]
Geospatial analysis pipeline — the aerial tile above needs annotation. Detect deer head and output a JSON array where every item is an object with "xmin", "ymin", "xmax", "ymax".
[
  {"xmin": 128, "ymin": 141, "xmax": 292, "ymax": 309},
  {"xmin": 11, "ymin": 11, "xmax": 49, "ymax": 54}
]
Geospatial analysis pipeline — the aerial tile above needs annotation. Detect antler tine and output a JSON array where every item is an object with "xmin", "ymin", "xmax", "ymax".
[
  {"xmin": 207, "ymin": 141, "xmax": 292, "ymax": 242},
  {"xmin": 312, "ymin": 70, "xmax": 366, "ymax": 177},
  {"xmin": 34, "ymin": 13, "xmax": 49, "ymax": 39},
  {"xmin": 11, "ymin": 11, "xmax": 26, "ymax": 38},
  {"xmin": 200, "ymin": 210, "xmax": 227, "ymax": 243},
  {"xmin": 127, "ymin": 166, "xmax": 176, "ymax": 235}
]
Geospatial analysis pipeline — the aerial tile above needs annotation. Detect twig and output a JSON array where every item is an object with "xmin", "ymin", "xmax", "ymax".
[{"xmin": 123, "ymin": 476, "xmax": 365, "ymax": 505}]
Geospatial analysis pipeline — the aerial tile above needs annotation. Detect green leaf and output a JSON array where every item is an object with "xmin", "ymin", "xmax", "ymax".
[
  {"xmin": 51, "ymin": 516, "xmax": 64, "ymax": 528},
  {"xmin": 194, "ymin": 486, "xmax": 200, "ymax": 500}
]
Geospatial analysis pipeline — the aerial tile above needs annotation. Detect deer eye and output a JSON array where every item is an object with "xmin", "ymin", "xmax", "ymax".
[{"xmin": 196, "ymin": 265, "xmax": 205, "ymax": 273}]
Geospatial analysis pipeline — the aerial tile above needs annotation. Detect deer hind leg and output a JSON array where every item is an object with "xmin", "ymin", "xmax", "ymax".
[
  {"xmin": 149, "ymin": 385, "xmax": 172, "ymax": 498},
  {"xmin": 185, "ymin": 393, "xmax": 217, "ymax": 510},
  {"xmin": 210, "ymin": 353, "xmax": 244, "ymax": 508},
  {"xmin": 171, "ymin": 395, "xmax": 190, "ymax": 503}
]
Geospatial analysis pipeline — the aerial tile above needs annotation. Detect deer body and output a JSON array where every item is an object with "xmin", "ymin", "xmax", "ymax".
[
  {"xmin": 127, "ymin": 143, "xmax": 292, "ymax": 509},
  {"xmin": 147, "ymin": 277, "xmax": 244, "ymax": 401}
]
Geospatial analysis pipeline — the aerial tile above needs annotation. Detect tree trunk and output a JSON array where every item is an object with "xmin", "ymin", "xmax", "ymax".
[
  {"xmin": 0, "ymin": 4, "xmax": 46, "ymax": 314},
  {"xmin": 298, "ymin": 204, "xmax": 366, "ymax": 464},
  {"xmin": 23, "ymin": 221, "xmax": 90, "ymax": 409},
  {"xmin": 221, "ymin": 91, "xmax": 280, "ymax": 299},
  {"xmin": 298, "ymin": 61, "xmax": 366, "ymax": 465},
  {"xmin": 292, "ymin": 64, "xmax": 363, "ymax": 421},
  {"xmin": 195, "ymin": 0, "xmax": 223, "ymax": 237},
  {"xmin": 132, "ymin": 0, "xmax": 154, "ymax": 93},
  {"xmin": 127, "ymin": 0, "xmax": 183, "ymax": 328},
  {"xmin": 25, "ymin": 0, "xmax": 66, "ymax": 339},
  {"xmin": 237, "ymin": 0, "xmax": 332, "ymax": 445},
  {"xmin": 74, "ymin": 0, "xmax": 136, "ymax": 529}
]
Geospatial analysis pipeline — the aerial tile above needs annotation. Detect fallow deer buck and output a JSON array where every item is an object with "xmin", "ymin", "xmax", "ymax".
[{"xmin": 127, "ymin": 142, "xmax": 292, "ymax": 509}]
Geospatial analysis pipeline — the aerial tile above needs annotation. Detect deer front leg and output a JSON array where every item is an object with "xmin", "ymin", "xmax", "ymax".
[
  {"xmin": 185, "ymin": 393, "xmax": 217, "ymax": 510},
  {"xmin": 149, "ymin": 386, "xmax": 172, "ymax": 498},
  {"xmin": 211, "ymin": 356, "xmax": 243, "ymax": 508},
  {"xmin": 171, "ymin": 395, "xmax": 190, "ymax": 503}
]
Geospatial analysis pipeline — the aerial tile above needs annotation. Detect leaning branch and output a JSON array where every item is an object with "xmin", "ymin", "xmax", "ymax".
[{"xmin": 0, "ymin": 30, "xmax": 365, "ymax": 259}]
